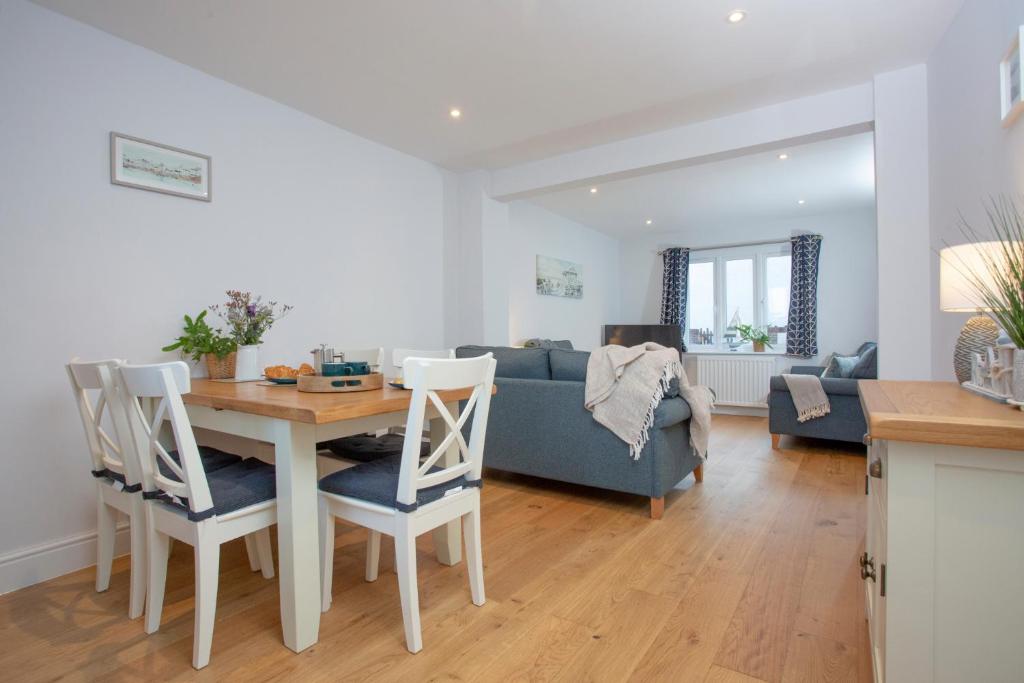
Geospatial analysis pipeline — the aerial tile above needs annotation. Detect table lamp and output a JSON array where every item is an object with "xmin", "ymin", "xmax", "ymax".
[{"xmin": 939, "ymin": 242, "xmax": 1004, "ymax": 383}]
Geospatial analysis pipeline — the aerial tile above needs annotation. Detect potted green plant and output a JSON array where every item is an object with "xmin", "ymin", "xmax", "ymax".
[
  {"xmin": 954, "ymin": 196, "xmax": 1024, "ymax": 402},
  {"xmin": 210, "ymin": 291, "xmax": 293, "ymax": 381},
  {"xmin": 162, "ymin": 310, "xmax": 238, "ymax": 379},
  {"xmin": 735, "ymin": 323, "xmax": 773, "ymax": 352}
]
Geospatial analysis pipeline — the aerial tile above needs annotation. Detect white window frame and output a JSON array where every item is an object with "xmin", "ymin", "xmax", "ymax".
[{"xmin": 684, "ymin": 242, "xmax": 791, "ymax": 350}]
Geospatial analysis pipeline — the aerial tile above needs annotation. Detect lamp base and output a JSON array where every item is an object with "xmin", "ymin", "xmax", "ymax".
[{"xmin": 954, "ymin": 315, "xmax": 999, "ymax": 383}]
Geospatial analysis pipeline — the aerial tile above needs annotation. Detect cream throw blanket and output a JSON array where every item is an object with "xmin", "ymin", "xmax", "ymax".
[
  {"xmin": 782, "ymin": 373, "xmax": 831, "ymax": 422},
  {"xmin": 585, "ymin": 343, "xmax": 713, "ymax": 460}
]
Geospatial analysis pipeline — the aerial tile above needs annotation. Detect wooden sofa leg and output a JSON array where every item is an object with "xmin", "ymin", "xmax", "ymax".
[
  {"xmin": 693, "ymin": 464, "xmax": 703, "ymax": 483},
  {"xmin": 771, "ymin": 433, "xmax": 781, "ymax": 450},
  {"xmin": 649, "ymin": 497, "xmax": 664, "ymax": 520}
]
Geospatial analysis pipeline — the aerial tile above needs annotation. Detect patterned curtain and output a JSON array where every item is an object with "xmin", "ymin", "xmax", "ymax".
[
  {"xmin": 660, "ymin": 247, "xmax": 690, "ymax": 353},
  {"xmin": 786, "ymin": 234, "xmax": 823, "ymax": 358}
]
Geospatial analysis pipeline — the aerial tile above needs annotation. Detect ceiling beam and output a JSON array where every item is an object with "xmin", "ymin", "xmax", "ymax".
[{"xmin": 489, "ymin": 83, "xmax": 875, "ymax": 201}]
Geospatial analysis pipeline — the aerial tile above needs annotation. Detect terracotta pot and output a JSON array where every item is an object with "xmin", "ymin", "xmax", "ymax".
[
  {"xmin": 752, "ymin": 341, "xmax": 766, "ymax": 353},
  {"xmin": 205, "ymin": 352, "xmax": 237, "ymax": 380}
]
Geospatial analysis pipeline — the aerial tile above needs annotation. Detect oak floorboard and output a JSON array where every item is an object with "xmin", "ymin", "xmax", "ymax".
[{"xmin": 0, "ymin": 416, "xmax": 871, "ymax": 682}]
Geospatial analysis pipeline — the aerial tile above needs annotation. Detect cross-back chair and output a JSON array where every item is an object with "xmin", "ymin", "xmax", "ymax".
[
  {"xmin": 318, "ymin": 353, "xmax": 496, "ymax": 653},
  {"xmin": 66, "ymin": 358, "xmax": 148, "ymax": 619},
  {"xmin": 118, "ymin": 361, "xmax": 278, "ymax": 670}
]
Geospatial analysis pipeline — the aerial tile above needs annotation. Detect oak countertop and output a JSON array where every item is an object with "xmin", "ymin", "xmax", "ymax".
[
  {"xmin": 858, "ymin": 380, "xmax": 1024, "ymax": 452},
  {"xmin": 183, "ymin": 379, "xmax": 493, "ymax": 425}
]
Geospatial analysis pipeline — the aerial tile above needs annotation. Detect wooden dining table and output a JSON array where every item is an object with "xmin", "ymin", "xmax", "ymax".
[{"xmin": 180, "ymin": 379, "xmax": 486, "ymax": 654}]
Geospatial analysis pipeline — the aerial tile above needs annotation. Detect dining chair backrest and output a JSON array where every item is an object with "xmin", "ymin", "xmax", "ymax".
[
  {"xmin": 118, "ymin": 361, "xmax": 215, "ymax": 519},
  {"xmin": 338, "ymin": 348, "xmax": 384, "ymax": 372},
  {"xmin": 66, "ymin": 358, "xmax": 141, "ymax": 487},
  {"xmin": 392, "ymin": 348, "xmax": 455, "ymax": 369},
  {"xmin": 396, "ymin": 354, "xmax": 496, "ymax": 509}
]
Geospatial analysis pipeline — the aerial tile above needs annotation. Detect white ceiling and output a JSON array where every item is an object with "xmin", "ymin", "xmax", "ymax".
[
  {"xmin": 33, "ymin": 0, "xmax": 962, "ymax": 170},
  {"xmin": 527, "ymin": 132, "xmax": 876, "ymax": 236}
]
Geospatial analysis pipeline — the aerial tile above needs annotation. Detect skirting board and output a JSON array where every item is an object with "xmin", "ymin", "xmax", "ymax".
[{"xmin": 0, "ymin": 521, "xmax": 130, "ymax": 596}]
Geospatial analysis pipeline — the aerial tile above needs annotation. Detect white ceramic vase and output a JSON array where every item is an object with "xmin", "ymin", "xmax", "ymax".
[
  {"xmin": 234, "ymin": 344, "xmax": 261, "ymax": 381},
  {"xmin": 1013, "ymin": 348, "xmax": 1024, "ymax": 403}
]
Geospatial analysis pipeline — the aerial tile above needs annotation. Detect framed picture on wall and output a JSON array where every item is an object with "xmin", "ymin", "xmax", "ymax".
[
  {"xmin": 1000, "ymin": 26, "xmax": 1023, "ymax": 127},
  {"xmin": 110, "ymin": 132, "xmax": 212, "ymax": 201},
  {"xmin": 536, "ymin": 254, "xmax": 583, "ymax": 299}
]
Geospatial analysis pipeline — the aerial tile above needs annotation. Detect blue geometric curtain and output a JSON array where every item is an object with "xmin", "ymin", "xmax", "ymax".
[
  {"xmin": 660, "ymin": 248, "xmax": 690, "ymax": 353},
  {"xmin": 786, "ymin": 234, "xmax": 823, "ymax": 358}
]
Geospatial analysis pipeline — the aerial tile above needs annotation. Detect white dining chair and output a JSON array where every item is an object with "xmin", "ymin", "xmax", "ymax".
[
  {"xmin": 66, "ymin": 358, "xmax": 148, "ymax": 619},
  {"xmin": 392, "ymin": 347, "xmax": 455, "ymax": 371},
  {"xmin": 318, "ymin": 354, "xmax": 496, "ymax": 653},
  {"xmin": 119, "ymin": 361, "xmax": 278, "ymax": 670}
]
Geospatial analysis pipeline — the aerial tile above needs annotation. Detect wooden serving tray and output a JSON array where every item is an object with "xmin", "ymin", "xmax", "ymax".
[{"xmin": 297, "ymin": 372, "xmax": 384, "ymax": 393}]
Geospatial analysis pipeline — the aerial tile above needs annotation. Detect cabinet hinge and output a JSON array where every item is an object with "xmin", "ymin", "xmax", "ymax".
[{"xmin": 880, "ymin": 563, "xmax": 887, "ymax": 597}]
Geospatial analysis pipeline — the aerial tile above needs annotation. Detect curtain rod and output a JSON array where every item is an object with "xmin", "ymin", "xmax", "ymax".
[{"xmin": 656, "ymin": 237, "xmax": 792, "ymax": 255}]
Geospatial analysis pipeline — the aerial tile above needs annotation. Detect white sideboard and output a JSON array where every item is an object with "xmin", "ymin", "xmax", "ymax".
[{"xmin": 859, "ymin": 381, "xmax": 1024, "ymax": 683}]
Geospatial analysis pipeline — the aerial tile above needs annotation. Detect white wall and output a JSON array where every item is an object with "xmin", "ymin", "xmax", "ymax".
[
  {"xmin": 928, "ymin": 0, "xmax": 1024, "ymax": 379},
  {"xmin": 618, "ymin": 209, "xmax": 878, "ymax": 367},
  {"xmin": 507, "ymin": 203, "xmax": 621, "ymax": 350},
  {"xmin": 873, "ymin": 65, "xmax": 933, "ymax": 380},
  {"xmin": 0, "ymin": 0, "xmax": 448, "ymax": 592}
]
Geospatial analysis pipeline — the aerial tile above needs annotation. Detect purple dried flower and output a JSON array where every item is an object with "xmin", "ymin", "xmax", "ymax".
[{"xmin": 246, "ymin": 304, "xmax": 257, "ymax": 317}]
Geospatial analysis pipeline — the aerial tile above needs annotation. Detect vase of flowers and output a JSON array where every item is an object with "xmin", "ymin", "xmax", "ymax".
[
  {"xmin": 954, "ymin": 197, "xmax": 1024, "ymax": 403},
  {"xmin": 162, "ymin": 310, "xmax": 238, "ymax": 378},
  {"xmin": 211, "ymin": 290, "xmax": 292, "ymax": 380}
]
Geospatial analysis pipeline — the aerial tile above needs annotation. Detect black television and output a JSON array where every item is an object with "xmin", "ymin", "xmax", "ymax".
[{"xmin": 602, "ymin": 324, "xmax": 681, "ymax": 350}]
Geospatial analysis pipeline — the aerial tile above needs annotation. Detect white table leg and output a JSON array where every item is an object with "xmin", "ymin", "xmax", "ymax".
[
  {"xmin": 430, "ymin": 401, "xmax": 462, "ymax": 566},
  {"xmin": 272, "ymin": 419, "xmax": 321, "ymax": 652}
]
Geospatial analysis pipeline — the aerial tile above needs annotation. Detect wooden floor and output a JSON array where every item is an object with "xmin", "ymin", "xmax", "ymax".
[{"xmin": 0, "ymin": 416, "xmax": 872, "ymax": 682}]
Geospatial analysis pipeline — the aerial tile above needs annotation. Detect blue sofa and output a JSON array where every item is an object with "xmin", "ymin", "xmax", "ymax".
[
  {"xmin": 768, "ymin": 342, "xmax": 877, "ymax": 447},
  {"xmin": 456, "ymin": 345, "xmax": 703, "ymax": 518}
]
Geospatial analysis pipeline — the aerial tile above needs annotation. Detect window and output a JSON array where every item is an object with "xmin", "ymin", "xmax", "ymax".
[{"xmin": 685, "ymin": 243, "xmax": 791, "ymax": 350}]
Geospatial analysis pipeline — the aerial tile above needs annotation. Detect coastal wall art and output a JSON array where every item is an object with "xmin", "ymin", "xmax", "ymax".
[
  {"xmin": 110, "ymin": 132, "xmax": 211, "ymax": 201},
  {"xmin": 536, "ymin": 254, "xmax": 583, "ymax": 299}
]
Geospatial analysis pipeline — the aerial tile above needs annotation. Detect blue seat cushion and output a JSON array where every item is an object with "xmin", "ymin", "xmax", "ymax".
[
  {"xmin": 159, "ymin": 445, "xmax": 243, "ymax": 481},
  {"xmin": 150, "ymin": 458, "xmax": 276, "ymax": 522},
  {"xmin": 93, "ymin": 445, "xmax": 241, "ymax": 491},
  {"xmin": 320, "ymin": 434, "xmax": 429, "ymax": 463},
  {"xmin": 318, "ymin": 453, "xmax": 481, "ymax": 512}
]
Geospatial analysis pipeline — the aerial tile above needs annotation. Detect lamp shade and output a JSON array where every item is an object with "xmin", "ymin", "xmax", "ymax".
[{"xmin": 939, "ymin": 242, "xmax": 1007, "ymax": 312}]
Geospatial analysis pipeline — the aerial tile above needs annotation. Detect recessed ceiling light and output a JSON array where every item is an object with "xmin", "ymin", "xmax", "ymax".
[
  {"xmin": 589, "ymin": 187, "xmax": 598, "ymax": 194},
  {"xmin": 449, "ymin": 108, "xmax": 462, "ymax": 119},
  {"xmin": 778, "ymin": 153, "xmax": 789, "ymax": 160},
  {"xmin": 726, "ymin": 9, "xmax": 746, "ymax": 23},
  {"xmin": 798, "ymin": 199, "xmax": 806, "ymax": 205},
  {"xmin": 646, "ymin": 219, "xmax": 653, "ymax": 225}
]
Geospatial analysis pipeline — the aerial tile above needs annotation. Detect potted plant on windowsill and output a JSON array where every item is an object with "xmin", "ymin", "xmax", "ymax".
[
  {"xmin": 211, "ymin": 290, "xmax": 292, "ymax": 381},
  {"xmin": 735, "ymin": 324, "xmax": 773, "ymax": 352},
  {"xmin": 162, "ymin": 310, "xmax": 238, "ymax": 379}
]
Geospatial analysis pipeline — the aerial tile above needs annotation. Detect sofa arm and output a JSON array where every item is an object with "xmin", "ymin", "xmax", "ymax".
[
  {"xmin": 770, "ymin": 375, "xmax": 861, "ymax": 397},
  {"xmin": 653, "ymin": 396, "xmax": 692, "ymax": 429}
]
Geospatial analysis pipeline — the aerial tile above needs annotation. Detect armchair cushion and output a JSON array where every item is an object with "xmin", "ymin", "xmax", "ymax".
[{"xmin": 549, "ymin": 349, "xmax": 590, "ymax": 381}]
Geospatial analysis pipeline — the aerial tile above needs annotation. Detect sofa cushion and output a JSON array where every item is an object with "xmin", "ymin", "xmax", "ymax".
[
  {"xmin": 824, "ymin": 354, "xmax": 859, "ymax": 378},
  {"xmin": 456, "ymin": 345, "xmax": 551, "ymax": 380},
  {"xmin": 852, "ymin": 343, "xmax": 878, "ymax": 379},
  {"xmin": 549, "ymin": 349, "xmax": 590, "ymax": 381},
  {"xmin": 524, "ymin": 338, "xmax": 574, "ymax": 350}
]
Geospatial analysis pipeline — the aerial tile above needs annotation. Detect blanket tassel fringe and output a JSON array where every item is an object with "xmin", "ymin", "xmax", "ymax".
[{"xmin": 630, "ymin": 361, "xmax": 680, "ymax": 460}]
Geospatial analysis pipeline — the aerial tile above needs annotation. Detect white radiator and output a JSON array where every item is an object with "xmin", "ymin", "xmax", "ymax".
[{"xmin": 694, "ymin": 355, "xmax": 775, "ymax": 408}]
